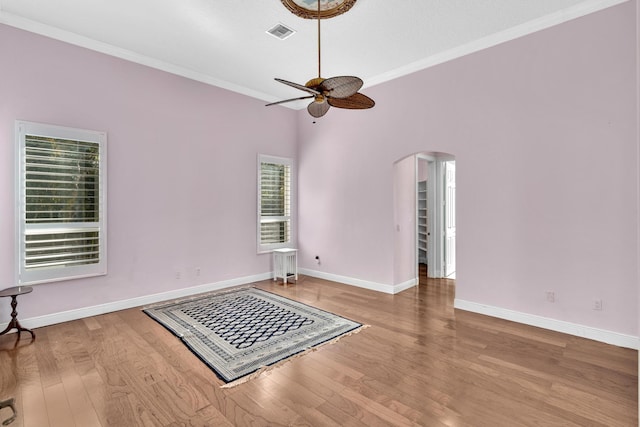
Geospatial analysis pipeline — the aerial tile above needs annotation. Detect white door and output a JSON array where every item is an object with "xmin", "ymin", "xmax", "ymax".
[{"xmin": 444, "ymin": 161, "xmax": 456, "ymax": 277}]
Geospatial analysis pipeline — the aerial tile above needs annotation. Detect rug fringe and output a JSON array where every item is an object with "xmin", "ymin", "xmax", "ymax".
[{"xmin": 220, "ymin": 324, "xmax": 370, "ymax": 389}]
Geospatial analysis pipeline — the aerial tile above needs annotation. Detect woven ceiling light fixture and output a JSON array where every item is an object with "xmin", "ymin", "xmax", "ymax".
[{"xmin": 280, "ymin": 0, "xmax": 358, "ymax": 19}]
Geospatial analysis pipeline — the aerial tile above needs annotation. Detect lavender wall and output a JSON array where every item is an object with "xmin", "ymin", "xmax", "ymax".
[
  {"xmin": 0, "ymin": 3, "xmax": 637, "ymax": 340},
  {"xmin": 0, "ymin": 24, "xmax": 297, "ymax": 321},
  {"xmin": 298, "ymin": 2, "xmax": 638, "ymax": 336},
  {"xmin": 635, "ymin": 0, "xmax": 640, "ymax": 415}
]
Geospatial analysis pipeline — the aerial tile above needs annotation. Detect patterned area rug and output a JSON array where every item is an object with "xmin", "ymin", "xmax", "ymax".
[{"xmin": 143, "ymin": 287, "xmax": 363, "ymax": 386}]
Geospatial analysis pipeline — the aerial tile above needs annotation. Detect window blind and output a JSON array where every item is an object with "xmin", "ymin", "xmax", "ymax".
[
  {"xmin": 24, "ymin": 136, "xmax": 101, "ymax": 270},
  {"xmin": 257, "ymin": 155, "xmax": 293, "ymax": 252},
  {"xmin": 25, "ymin": 136, "xmax": 100, "ymax": 223}
]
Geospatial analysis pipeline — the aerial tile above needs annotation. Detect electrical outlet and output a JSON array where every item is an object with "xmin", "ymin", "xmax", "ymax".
[
  {"xmin": 175, "ymin": 271, "xmax": 181, "ymax": 280},
  {"xmin": 593, "ymin": 299, "xmax": 603, "ymax": 311},
  {"xmin": 195, "ymin": 267, "xmax": 201, "ymax": 277},
  {"xmin": 546, "ymin": 291, "xmax": 555, "ymax": 303}
]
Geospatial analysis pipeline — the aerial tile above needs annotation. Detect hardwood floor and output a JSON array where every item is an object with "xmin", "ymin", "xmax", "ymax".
[{"xmin": 0, "ymin": 273, "xmax": 637, "ymax": 426}]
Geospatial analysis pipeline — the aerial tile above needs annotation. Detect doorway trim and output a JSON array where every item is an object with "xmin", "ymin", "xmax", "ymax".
[{"xmin": 415, "ymin": 153, "xmax": 455, "ymax": 279}]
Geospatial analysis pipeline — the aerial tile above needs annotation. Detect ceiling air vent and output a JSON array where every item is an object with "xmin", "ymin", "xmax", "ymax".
[{"xmin": 267, "ymin": 23, "xmax": 295, "ymax": 40}]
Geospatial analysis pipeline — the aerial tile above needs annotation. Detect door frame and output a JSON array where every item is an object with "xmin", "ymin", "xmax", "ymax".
[
  {"xmin": 443, "ymin": 160, "xmax": 456, "ymax": 278},
  {"xmin": 415, "ymin": 154, "xmax": 433, "ymax": 280},
  {"xmin": 415, "ymin": 153, "xmax": 455, "ymax": 279}
]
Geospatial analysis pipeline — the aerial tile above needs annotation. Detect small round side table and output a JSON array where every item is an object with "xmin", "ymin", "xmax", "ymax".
[{"xmin": 0, "ymin": 286, "xmax": 35, "ymax": 341}]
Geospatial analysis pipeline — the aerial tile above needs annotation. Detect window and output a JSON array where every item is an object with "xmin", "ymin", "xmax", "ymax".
[
  {"xmin": 257, "ymin": 154, "xmax": 293, "ymax": 253},
  {"xmin": 16, "ymin": 121, "xmax": 107, "ymax": 285}
]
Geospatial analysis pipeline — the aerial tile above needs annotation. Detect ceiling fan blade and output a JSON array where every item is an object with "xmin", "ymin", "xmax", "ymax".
[
  {"xmin": 327, "ymin": 92, "xmax": 375, "ymax": 110},
  {"xmin": 275, "ymin": 78, "xmax": 320, "ymax": 95},
  {"xmin": 307, "ymin": 98, "xmax": 330, "ymax": 118},
  {"xmin": 318, "ymin": 76, "xmax": 363, "ymax": 99},
  {"xmin": 265, "ymin": 95, "xmax": 314, "ymax": 107}
]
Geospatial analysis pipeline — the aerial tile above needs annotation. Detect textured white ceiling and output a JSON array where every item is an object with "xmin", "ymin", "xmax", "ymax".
[{"xmin": 0, "ymin": 0, "xmax": 627, "ymax": 109}]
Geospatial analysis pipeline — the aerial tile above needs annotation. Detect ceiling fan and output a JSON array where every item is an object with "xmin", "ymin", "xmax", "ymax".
[{"xmin": 266, "ymin": 1, "xmax": 375, "ymax": 118}]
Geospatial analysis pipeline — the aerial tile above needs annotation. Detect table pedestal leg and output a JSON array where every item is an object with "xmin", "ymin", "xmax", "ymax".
[{"xmin": 0, "ymin": 296, "xmax": 35, "ymax": 341}]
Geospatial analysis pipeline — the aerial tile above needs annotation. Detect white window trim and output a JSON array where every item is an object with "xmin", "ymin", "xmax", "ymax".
[
  {"xmin": 15, "ymin": 120, "xmax": 107, "ymax": 285},
  {"xmin": 257, "ymin": 154, "xmax": 295, "ymax": 253}
]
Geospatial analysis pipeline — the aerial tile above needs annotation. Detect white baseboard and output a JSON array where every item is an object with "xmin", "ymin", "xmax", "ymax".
[
  {"xmin": 298, "ymin": 268, "xmax": 417, "ymax": 294},
  {"xmin": 0, "ymin": 272, "xmax": 273, "ymax": 332},
  {"xmin": 454, "ymin": 298, "xmax": 639, "ymax": 350},
  {"xmin": 6, "ymin": 271, "xmax": 632, "ymax": 351},
  {"xmin": 394, "ymin": 278, "xmax": 419, "ymax": 293}
]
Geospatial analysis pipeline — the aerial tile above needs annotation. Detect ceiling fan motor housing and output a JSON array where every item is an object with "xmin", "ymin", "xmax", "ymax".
[{"xmin": 306, "ymin": 77, "xmax": 325, "ymax": 88}]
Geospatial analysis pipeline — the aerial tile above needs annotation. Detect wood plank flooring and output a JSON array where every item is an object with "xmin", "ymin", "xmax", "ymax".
[{"xmin": 0, "ymin": 273, "xmax": 637, "ymax": 426}]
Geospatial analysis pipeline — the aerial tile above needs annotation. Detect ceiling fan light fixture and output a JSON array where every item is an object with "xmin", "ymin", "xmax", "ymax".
[{"xmin": 307, "ymin": 96, "xmax": 330, "ymax": 118}]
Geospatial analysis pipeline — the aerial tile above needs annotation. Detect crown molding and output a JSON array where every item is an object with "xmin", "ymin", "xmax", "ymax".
[
  {"xmin": 365, "ymin": 0, "xmax": 629, "ymax": 88},
  {"xmin": 0, "ymin": 0, "xmax": 629, "ymax": 107}
]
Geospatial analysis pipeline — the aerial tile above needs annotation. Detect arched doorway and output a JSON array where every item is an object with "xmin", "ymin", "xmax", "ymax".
[{"xmin": 392, "ymin": 152, "xmax": 455, "ymax": 289}]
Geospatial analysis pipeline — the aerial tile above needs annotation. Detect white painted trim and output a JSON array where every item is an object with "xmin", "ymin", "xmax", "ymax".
[
  {"xmin": 414, "ymin": 156, "xmax": 419, "ymax": 281},
  {"xmin": 0, "ymin": 272, "xmax": 272, "ymax": 332},
  {"xmin": 394, "ymin": 278, "xmax": 419, "ymax": 294},
  {"xmin": 0, "ymin": 0, "xmax": 629, "ymax": 108},
  {"xmin": 415, "ymin": 153, "xmax": 434, "ymax": 276},
  {"xmin": 4, "ymin": 269, "xmax": 633, "ymax": 352},
  {"xmin": 299, "ymin": 268, "xmax": 416, "ymax": 294},
  {"xmin": 454, "ymin": 299, "xmax": 639, "ymax": 350},
  {"xmin": 429, "ymin": 160, "xmax": 444, "ymax": 277}
]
